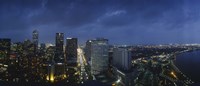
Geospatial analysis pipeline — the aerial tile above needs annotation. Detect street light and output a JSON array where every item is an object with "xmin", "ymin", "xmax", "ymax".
[
  {"xmin": 171, "ymin": 71, "xmax": 177, "ymax": 79},
  {"xmin": 116, "ymin": 78, "xmax": 121, "ymax": 83}
]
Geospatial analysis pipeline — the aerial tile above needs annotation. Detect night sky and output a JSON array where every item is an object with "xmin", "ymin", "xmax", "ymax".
[{"xmin": 0, "ymin": 0, "xmax": 200, "ymax": 45}]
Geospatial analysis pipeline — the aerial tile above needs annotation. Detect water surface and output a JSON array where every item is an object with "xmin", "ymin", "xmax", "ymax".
[{"xmin": 175, "ymin": 50, "xmax": 200, "ymax": 83}]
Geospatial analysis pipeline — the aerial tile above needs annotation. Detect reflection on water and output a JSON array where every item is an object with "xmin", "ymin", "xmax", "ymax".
[{"xmin": 175, "ymin": 50, "xmax": 200, "ymax": 83}]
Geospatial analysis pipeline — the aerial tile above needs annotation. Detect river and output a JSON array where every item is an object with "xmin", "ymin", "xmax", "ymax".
[{"xmin": 175, "ymin": 50, "xmax": 200, "ymax": 83}]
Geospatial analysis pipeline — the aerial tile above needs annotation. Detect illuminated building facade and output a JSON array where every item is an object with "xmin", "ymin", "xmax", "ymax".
[
  {"xmin": 54, "ymin": 33, "xmax": 65, "ymax": 80},
  {"xmin": 113, "ymin": 47, "xmax": 132, "ymax": 71},
  {"xmin": 46, "ymin": 46, "xmax": 55, "ymax": 82},
  {"xmin": 90, "ymin": 38, "xmax": 109, "ymax": 75},
  {"xmin": 66, "ymin": 38, "xmax": 78, "ymax": 66},
  {"xmin": 85, "ymin": 40, "xmax": 92, "ymax": 62},
  {"xmin": 32, "ymin": 30, "xmax": 39, "ymax": 54},
  {"xmin": 40, "ymin": 43, "xmax": 46, "ymax": 54},
  {"xmin": 55, "ymin": 33, "xmax": 64, "ymax": 63}
]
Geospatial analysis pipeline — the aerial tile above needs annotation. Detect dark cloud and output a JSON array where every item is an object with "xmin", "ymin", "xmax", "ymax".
[{"xmin": 0, "ymin": 0, "xmax": 200, "ymax": 44}]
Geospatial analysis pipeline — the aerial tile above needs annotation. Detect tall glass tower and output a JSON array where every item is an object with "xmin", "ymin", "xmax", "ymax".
[
  {"xmin": 54, "ymin": 33, "xmax": 65, "ymax": 79},
  {"xmin": 66, "ymin": 38, "xmax": 78, "ymax": 66},
  {"xmin": 90, "ymin": 38, "xmax": 109, "ymax": 75},
  {"xmin": 55, "ymin": 33, "xmax": 64, "ymax": 63},
  {"xmin": 32, "ymin": 30, "xmax": 38, "ymax": 53}
]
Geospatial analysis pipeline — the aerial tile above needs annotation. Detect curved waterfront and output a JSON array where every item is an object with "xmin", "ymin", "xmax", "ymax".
[{"xmin": 175, "ymin": 50, "xmax": 200, "ymax": 83}]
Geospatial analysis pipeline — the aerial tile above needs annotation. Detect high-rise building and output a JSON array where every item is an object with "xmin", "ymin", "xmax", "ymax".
[
  {"xmin": 40, "ymin": 43, "xmax": 46, "ymax": 55},
  {"xmin": 46, "ymin": 45, "xmax": 66, "ymax": 81},
  {"xmin": 85, "ymin": 40, "xmax": 92, "ymax": 62},
  {"xmin": 55, "ymin": 33, "xmax": 64, "ymax": 52},
  {"xmin": 108, "ymin": 47, "xmax": 113, "ymax": 69},
  {"xmin": 0, "ymin": 38, "xmax": 11, "ymax": 63},
  {"xmin": 40, "ymin": 43, "xmax": 46, "ymax": 51},
  {"xmin": 54, "ymin": 33, "xmax": 65, "ymax": 79},
  {"xmin": 46, "ymin": 46, "xmax": 55, "ymax": 82},
  {"xmin": 55, "ymin": 33, "xmax": 64, "ymax": 63},
  {"xmin": 66, "ymin": 38, "xmax": 78, "ymax": 66},
  {"xmin": 23, "ymin": 39, "xmax": 34, "ymax": 55},
  {"xmin": 113, "ymin": 47, "xmax": 132, "ymax": 71},
  {"xmin": 32, "ymin": 30, "xmax": 39, "ymax": 54},
  {"xmin": 89, "ymin": 38, "xmax": 109, "ymax": 75}
]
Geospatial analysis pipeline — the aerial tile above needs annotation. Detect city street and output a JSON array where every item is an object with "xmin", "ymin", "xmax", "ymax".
[{"xmin": 77, "ymin": 47, "xmax": 89, "ymax": 84}]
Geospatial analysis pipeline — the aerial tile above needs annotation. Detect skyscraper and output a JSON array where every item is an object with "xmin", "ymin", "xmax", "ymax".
[
  {"xmin": 54, "ymin": 33, "xmax": 66, "ymax": 80},
  {"xmin": 55, "ymin": 33, "xmax": 64, "ymax": 63},
  {"xmin": 89, "ymin": 38, "xmax": 109, "ymax": 75},
  {"xmin": 66, "ymin": 38, "xmax": 78, "ymax": 66},
  {"xmin": 40, "ymin": 43, "xmax": 46, "ymax": 51},
  {"xmin": 113, "ymin": 47, "xmax": 132, "ymax": 71},
  {"xmin": 85, "ymin": 40, "xmax": 92, "ymax": 62},
  {"xmin": 32, "ymin": 30, "xmax": 39, "ymax": 54},
  {"xmin": 46, "ymin": 46, "xmax": 55, "ymax": 82},
  {"xmin": 40, "ymin": 43, "xmax": 46, "ymax": 55}
]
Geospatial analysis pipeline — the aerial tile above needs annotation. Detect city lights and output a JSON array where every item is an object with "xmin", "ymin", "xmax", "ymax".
[
  {"xmin": 116, "ymin": 79, "xmax": 121, "ymax": 83},
  {"xmin": 0, "ymin": 1, "xmax": 199, "ymax": 84},
  {"xmin": 0, "ymin": 36, "xmax": 197, "ymax": 85},
  {"xmin": 171, "ymin": 71, "xmax": 177, "ymax": 79}
]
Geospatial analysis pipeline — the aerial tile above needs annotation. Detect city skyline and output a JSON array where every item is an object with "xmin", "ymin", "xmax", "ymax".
[
  {"xmin": 1, "ymin": 0, "xmax": 200, "ymax": 44},
  {"xmin": 1, "ymin": 0, "xmax": 200, "ymax": 86}
]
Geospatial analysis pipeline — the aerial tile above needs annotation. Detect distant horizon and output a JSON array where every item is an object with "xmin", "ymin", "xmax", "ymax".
[{"xmin": 2, "ymin": 36, "xmax": 200, "ymax": 46}]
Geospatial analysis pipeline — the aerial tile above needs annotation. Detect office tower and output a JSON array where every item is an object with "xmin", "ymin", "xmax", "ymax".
[
  {"xmin": 46, "ymin": 46, "xmax": 55, "ymax": 82},
  {"xmin": 0, "ymin": 38, "xmax": 11, "ymax": 63},
  {"xmin": 55, "ymin": 33, "xmax": 64, "ymax": 63},
  {"xmin": 113, "ymin": 47, "xmax": 132, "ymax": 71},
  {"xmin": 66, "ymin": 38, "xmax": 78, "ymax": 66},
  {"xmin": 56, "ymin": 33, "xmax": 64, "ymax": 52},
  {"xmin": 90, "ymin": 38, "xmax": 109, "ymax": 75},
  {"xmin": 54, "ymin": 33, "xmax": 65, "ymax": 79},
  {"xmin": 32, "ymin": 30, "xmax": 39, "ymax": 54},
  {"xmin": 40, "ymin": 43, "xmax": 46, "ymax": 50},
  {"xmin": 23, "ymin": 39, "xmax": 36, "ymax": 81},
  {"xmin": 23, "ymin": 39, "xmax": 34, "ymax": 54},
  {"xmin": 40, "ymin": 43, "xmax": 46, "ymax": 56},
  {"xmin": 108, "ymin": 47, "xmax": 113, "ymax": 69},
  {"xmin": 85, "ymin": 40, "xmax": 92, "ymax": 62}
]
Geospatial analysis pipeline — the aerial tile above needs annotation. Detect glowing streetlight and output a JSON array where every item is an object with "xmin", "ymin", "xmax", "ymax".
[
  {"xmin": 171, "ymin": 71, "xmax": 177, "ymax": 79},
  {"xmin": 116, "ymin": 79, "xmax": 121, "ymax": 83}
]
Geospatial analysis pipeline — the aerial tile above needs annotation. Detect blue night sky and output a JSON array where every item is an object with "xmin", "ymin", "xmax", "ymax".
[{"xmin": 0, "ymin": 0, "xmax": 200, "ymax": 45}]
